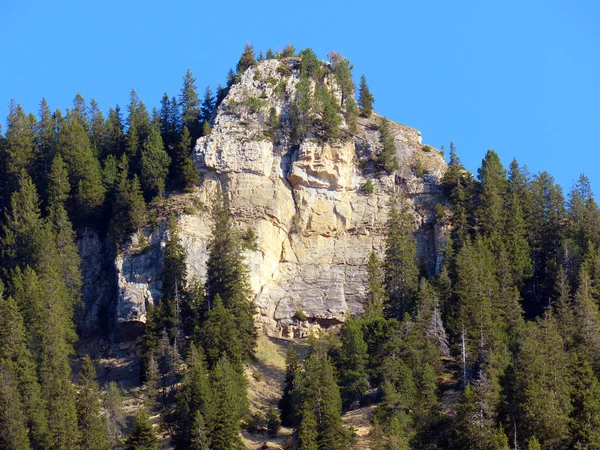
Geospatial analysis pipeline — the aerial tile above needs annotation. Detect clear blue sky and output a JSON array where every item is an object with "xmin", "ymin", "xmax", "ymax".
[{"xmin": 1, "ymin": 0, "xmax": 598, "ymax": 192}]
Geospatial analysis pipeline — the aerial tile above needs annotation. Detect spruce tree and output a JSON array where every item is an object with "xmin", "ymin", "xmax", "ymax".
[
  {"xmin": 236, "ymin": 43, "xmax": 256, "ymax": 75},
  {"xmin": 570, "ymin": 356, "xmax": 600, "ymax": 448},
  {"xmin": 2, "ymin": 101, "xmax": 36, "ymax": 198},
  {"xmin": 76, "ymin": 356, "xmax": 109, "ymax": 450},
  {"xmin": 0, "ymin": 368, "xmax": 31, "ymax": 450},
  {"xmin": 173, "ymin": 126, "xmax": 199, "ymax": 191},
  {"xmin": 377, "ymin": 118, "xmax": 399, "ymax": 173},
  {"xmin": 279, "ymin": 346, "xmax": 302, "ymax": 427},
  {"xmin": 0, "ymin": 293, "xmax": 49, "ymax": 448},
  {"xmin": 297, "ymin": 405, "xmax": 319, "ymax": 450},
  {"xmin": 199, "ymin": 295, "xmax": 243, "ymax": 370},
  {"xmin": 104, "ymin": 382, "xmax": 125, "ymax": 450},
  {"xmin": 104, "ymin": 106, "xmax": 125, "ymax": 159},
  {"xmin": 210, "ymin": 357, "xmax": 247, "ymax": 450},
  {"xmin": 337, "ymin": 318, "xmax": 369, "ymax": 409},
  {"xmin": 205, "ymin": 187, "xmax": 256, "ymax": 360},
  {"xmin": 364, "ymin": 250, "xmax": 386, "ymax": 319},
  {"xmin": 358, "ymin": 74, "xmax": 374, "ymax": 118},
  {"xmin": 139, "ymin": 125, "xmax": 170, "ymax": 198},
  {"xmin": 383, "ymin": 200, "xmax": 418, "ymax": 319},
  {"xmin": 200, "ymin": 87, "xmax": 214, "ymax": 125},
  {"xmin": 180, "ymin": 70, "xmax": 201, "ymax": 139},
  {"xmin": 297, "ymin": 353, "xmax": 350, "ymax": 450},
  {"xmin": 124, "ymin": 411, "xmax": 159, "ymax": 450},
  {"xmin": 173, "ymin": 345, "xmax": 215, "ymax": 449}
]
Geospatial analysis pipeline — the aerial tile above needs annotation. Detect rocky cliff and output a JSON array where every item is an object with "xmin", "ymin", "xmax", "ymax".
[{"xmin": 85, "ymin": 57, "xmax": 448, "ymax": 340}]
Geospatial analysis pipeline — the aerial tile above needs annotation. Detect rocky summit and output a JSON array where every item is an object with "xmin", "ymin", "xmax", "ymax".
[{"xmin": 79, "ymin": 57, "xmax": 448, "ymax": 341}]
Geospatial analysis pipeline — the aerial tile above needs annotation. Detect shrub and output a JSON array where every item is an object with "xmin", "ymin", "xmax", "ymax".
[
  {"xmin": 422, "ymin": 144, "xmax": 433, "ymax": 152},
  {"xmin": 294, "ymin": 309, "xmax": 308, "ymax": 321},
  {"xmin": 276, "ymin": 65, "xmax": 291, "ymax": 77},
  {"xmin": 363, "ymin": 179, "xmax": 375, "ymax": 194},
  {"xmin": 267, "ymin": 405, "xmax": 282, "ymax": 437},
  {"xmin": 415, "ymin": 158, "xmax": 426, "ymax": 178}
]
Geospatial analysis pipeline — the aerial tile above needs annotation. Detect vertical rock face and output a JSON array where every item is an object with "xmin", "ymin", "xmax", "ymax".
[{"xmin": 111, "ymin": 58, "xmax": 448, "ymax": 339}]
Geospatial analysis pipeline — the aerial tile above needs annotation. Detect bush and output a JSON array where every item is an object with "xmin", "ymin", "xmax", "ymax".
[
  {"xmin": 294, "ymin": 309, "xmax": 308, "ymax": 321},
  {"xmin": 415, "ymin": 158, "xmax": 426, "ymax": 178},
  {"xmin": 422, "ymin": 144, "xmax": 433, "ymax": 152},
  {"xmin": 242, "ymin": 227, "xmax": 258, "ymax": 251},
  {"xmin": 276, "ymin": 65, "xmax": 291, "ymax": 77},
  {"xmin": 363, "ymin": 179, "xmax": 375, "ymax": 194}
]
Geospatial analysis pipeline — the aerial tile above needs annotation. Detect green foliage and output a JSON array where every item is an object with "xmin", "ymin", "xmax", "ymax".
[
  {"xmin": 205, "ymin": 187, "xmax": 257, "ymax": 360},
  {"xmin": 317, "ymin": 84, "xmax": 342, "ymax": 142},
  {"xmin": 180, "ymin": 70, "xmax": 201, "ymax": 139},
  {"xmin": 384, "ymin": 200, "xmax": 418, "ymax": 319},
  {"xmin": 125, "ymin": 411, "xmax": 159, "ymax": 450},
  {"xmin": 266, "ymin": 405, "xmax": 281, "ymax": 437},
  {"xmin": 337, "ymin": 318, "xmax": 369, "ymax": 409},
  {"xmin": 364, "ymin": 250, "xmax": 385, "ymax": 319},
  {"xmin": 282, "ymin": 43, "xmax": 296, "ymax": 57},
  {"xmin": 299, "ymin": 48, "xmax": 322, "ymax": 79},
  {"xmin": 279, "ymin": 346, "xmax": 302, "ymax": 427},
  {"xmin": 110, "ymin": 166, "xmax": 147, "ymax": 243},
  {"xmin": 140, "ymin": 126, "xmax": 170, "ymax": 198},
  {"xmin": 236, "ymin": 43, "xmax": 256, "ymax": 75},
  {"xmin": 358, "ymin": 74, "xmax": 374, "ymax": 117},
  {"xmin": 414, "ymin": 158, "xmax": 426, "ymax": 177},
  {"xmin": 290, "ymin": 74, "xmax": 314, "ymax": 144},
  {"xmin": 199, "ymin": 295, "xmax": 243, "ymax": 370},
  {"xmin": 329, "ymin": 53, "xmax": 355, "ymax": 108},
  {"xmin": 377, "ymin": 118, "xmax": 399, "ymax": 173},
  {"xmin": 77, "ymin": 356, "xmax": 109, "ymax": 450},
  {"xmin": 363, "ymin": 178, "xmax": 375, "ymax": 195}
]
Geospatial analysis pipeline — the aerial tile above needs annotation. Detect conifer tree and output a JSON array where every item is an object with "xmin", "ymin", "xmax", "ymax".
[
  {"xmin": 110, "ymin": 158, "xmax": 147, "ymax": 243},
  {"xmin": 2, "ymin": 101, "xmax": 36, "ymax": 197},
  {"xmin": 296, "ymin": 353, "xmax": 350, "ymax": 450},
  {"xmin": 104, "ymin": 382, "xmax": 125, "ymax": 450},
  {"xmin": 329, "ymin": 54, "xmax": 355, "ymax": 108},
  {"xmin": 318, "ymin": 84, "xmax": 342, "ymax": 141},
  {"xmin": 89, "ymin": 99, "xmax": 106, "ymax": 157},
  {"xmin": 290, "ymin": 74, "xmax": 314, "ymax": 143},
  {"xmin": 124, "ymin": 411, "xmax": 158, "ymax": 450},
  {"xmin": 476, "ymin": 150, "xmax": 507, "ymax": 248},
  {"xmin": 358, "ymin": 74, "xmax": 374, "ymax": 118},
  {"xmin": 140, "ymin": 125, "xmax": 170, "ymax": 198},
  {"xmin": 180, "ymin": 70, "xmax": 201, "ymax": 139},
  {"xmin": 77, "ymin": 356, "xmax": 109, "ymax": 450},
  {"xmin": 384, "ymin": 200, "xmax": 418, "ymax": 319},
  {"xmin": 0, "ymin": 292, "xmax": 49, "ymax": 448},
  {"xmin": 205, "ymin": 187, "xmax": 256, "ymax": 360},
  {"xmin": 572, "ymin": 268, "xmax": 600, "ymax": 373},
  {"xmin": 199, "ymin": 295, "xmax": 243, "ymax": 370},
  {"xmin": 516, "ymin": 317, "xmax": 572, "ymax": 449},
  {"xmin": 35, "ymin": 98, "xmax": 58, "ymax": 192},
  {"xmin": 104, "ymin": 106, "xmax": 125, "ymax": 159},
  {"xmin": 200, "ymin": 87, "xmax": 215, "ymax": 125},
  {"xmin": 173, "ymin": 345, "xmax": 215, "ymax": 449},
  {"xmin": 210, "ymin": 357, "xmax": 247, "ymax": 450},
  {"xmin": 297, "ymin": 405, "xmax": 319, "ymax": 450},
  {"xmin": 337, "ymin": 318, "xmax": 369, "ymax": 409},
  {"xmin": 279, "ymin": 346, "xmax": 302, "ymax": 427},
  {"xmin": 0, "ymin": 368, "xmax": 31, "ymax": 450},
  {"xmin": 172, "ymin": 126, "xmax": 199, "ymax": 191},
  {"xmin": 58, "ymin": 110, "xmax": 106, "ymax": 220},
  {"xmin": 236, "ymin": 43, "xmax": 256, "ymax": 75},
  {"xmin": 570, "ymin": 356, "xmax": 600, "ymax": 448},
  {"xmin": 377, "ymin": 118, "xmax": 399, "ymax": 173},
  {"xmin": 364, "ymin": 250, "xmax": 386, "ymax": 319}
]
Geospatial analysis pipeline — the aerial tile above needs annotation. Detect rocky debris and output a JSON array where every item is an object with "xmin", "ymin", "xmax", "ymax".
[{"xmin": 107, "ymin": 58, "xmax": 448, "ymax": 340}]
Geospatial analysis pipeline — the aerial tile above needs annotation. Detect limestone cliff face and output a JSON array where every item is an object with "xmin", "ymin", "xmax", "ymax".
[{"xmin": 111, "ymin": 58, "xmax": 447, "ymax": 339}]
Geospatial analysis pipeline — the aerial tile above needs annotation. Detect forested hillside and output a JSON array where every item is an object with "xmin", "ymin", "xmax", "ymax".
[{"xmin": 1, "ymin": 44, "xmax": 600, "ymax": 450}]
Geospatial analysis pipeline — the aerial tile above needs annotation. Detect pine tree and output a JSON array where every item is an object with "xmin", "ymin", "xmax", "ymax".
[
  {"xmin": 180, "ymin": 70, "xmax": 201, "ymax": 139},
  {"xmin": 139, "ymin": 125, "xmax": 170, "ymax": 198},
  {"xmin": 318, "ymin": 84, "xmax": 342, "ymax": 141},
  {"xmin": 358, "ymin": 74, "xmax": 374, "ymax": 118},
  {"xmin": 279, "ymin": 346, "xmax": 302, "ymax": 427},
  {"xmin": 337, "ymin": 318, "xmax": 369, "ymax": 409},
  {"xmin": 384, "ymin": 200, "xmax": 418, "ymax": 319},
  {"xmin": 476, "ymin": 150, "xmax": 507, "ymax": 248},
  {"xmin": 290, "ymin": 74, "xmax": 314, "ymax": 143},
  {"xmin": 110, "ymin": 159, "xmax": 147, "ymax": 244},
  {"xmin": 104, "ymin": 382, "xmax": 125, "ymax": 450},
  {"xmin": 173, "ymin": 126, "xmax": 199, "ymax": 191},
  {"xmin": 572, "ymin": 267, "xmax": 600, "ymax": 373},
  {"xmin": 236, "ymin": 43, "xmax": 256, "ymax": 75},
  {"xmin": 58, "ymin": 110, "xmax": 106, "ymax": 220},
  {"xmin": 377, "ymin": 118, "xmax": 399, "ymax": 173},
  {"xmin": 364, "ymin": 250, "xmax": 386, "ymax": 319},
  {"xmin": 89, "ymin": 99, "xmax": 106, "ymax": 157},
  {"xmin": 329, "ymin": 54, "xmax": 355, "ymax": 108},
  {"xmin": 205, "ymin": 187, "xmax": 256, "ymax": 360},
  {"xmin": 124, "ymin": 411, "xmax": 158, "ymax": 450},
  {"xmin": 297, "ymin": 353, "xmax": 350, "ymax": 450},
  {"xmin": 0, "ymin": 293, "xmax": 49, "ymax": 448},
  {"xmin": 199, "ymin": 295, "xmax": 243, "ymax": 370},
  {"xmin": 200, "ymin": 87, "xmax": 215, "ymax": 125},
  {"xmin": 570, "ymin": 356, "xmax": 600, "ymax": 448},
  {"xmin": 77, "ymin": 356, "xmax": 109, "ymax": 450},
  {"xmin": 104, "ymin": 106, "xmax": 125, "ymax": 159},
  {"xmin": 34, "ymin": 98, "xmax": 58, "ymax": 192},
  {"xmin": 210, "ymin": 357, "xmax": 246, "ymax": 450},
  {"xmin": 173, "ymin": 345, "xmax": 215, "ymax": 449},
  {"xmin": 297, "ymin": 405, "xmax": 319, "ymax": 450},
  {"xmin": 0, "ymin": 368, "xmax": 31, "ymax": 450},
  {"xmin": 516, "ymin": 317, "xmax": 572, "ymax": 449},
  {"xmin": 2, "ymin": 101, "xmax": 36, "ymax": 198}
]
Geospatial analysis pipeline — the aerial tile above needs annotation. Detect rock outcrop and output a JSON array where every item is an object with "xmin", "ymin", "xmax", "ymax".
[{"xmin": 109, "ymin": 57, "xmax": 447, "ymax": 339}]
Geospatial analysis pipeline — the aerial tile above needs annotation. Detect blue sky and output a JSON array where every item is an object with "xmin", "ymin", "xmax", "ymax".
[{"xmin": 1, "ymin": 0, "xmax": 598, "ymax": 192}]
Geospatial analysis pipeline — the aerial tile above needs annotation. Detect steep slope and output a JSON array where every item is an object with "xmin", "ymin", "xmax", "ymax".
[{"xmin": 109, "ymin": 57, "xmax": 447, "ymax": 340}]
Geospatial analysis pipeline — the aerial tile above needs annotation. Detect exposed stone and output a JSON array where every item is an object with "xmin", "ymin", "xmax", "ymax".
[{"xmin": 111, "ymin": 58, "xmax": 448, "ymax": 339}]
